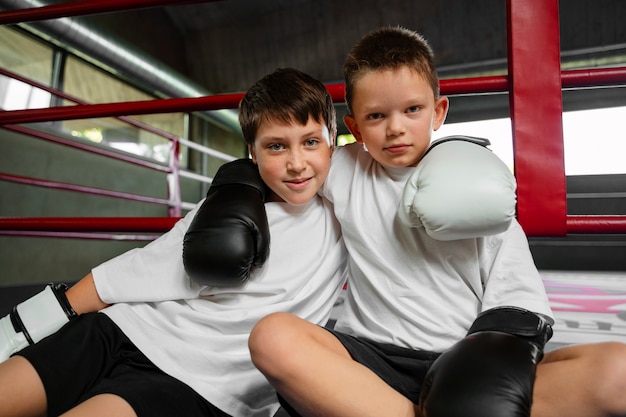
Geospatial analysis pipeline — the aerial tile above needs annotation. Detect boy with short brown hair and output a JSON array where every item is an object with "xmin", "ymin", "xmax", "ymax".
[{"xmin": 0, "ymin": 68, "xmax": 347, "ymax": 417}]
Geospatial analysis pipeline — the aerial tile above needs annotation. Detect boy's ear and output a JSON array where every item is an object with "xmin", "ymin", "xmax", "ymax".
[
  {"xmin": 343, "ymin": 114, "xmax": 363, "ymax": 143},
  {"xmin": 433, "ymin": 96, "xmax": 450, "ymax": 131},
  {"xmin": 248, "ymin": 143, "xmax": 257, "ymax": 164}
]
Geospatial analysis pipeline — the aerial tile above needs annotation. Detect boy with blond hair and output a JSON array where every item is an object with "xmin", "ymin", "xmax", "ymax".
[{"xmin": 244, "ymin": 27, "xmax": 626, "ymax": 417}]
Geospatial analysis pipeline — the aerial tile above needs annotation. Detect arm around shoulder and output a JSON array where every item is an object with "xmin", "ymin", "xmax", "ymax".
[{"xmin": 182, "ymin": 158, "xmax": 270, "ymax": 287}]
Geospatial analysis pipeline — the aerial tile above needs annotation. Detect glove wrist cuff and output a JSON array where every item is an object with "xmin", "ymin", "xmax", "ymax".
[
  {"xmin": 12, "ymin": 283, "xmax": 77, "ymax": 345},
  {"xmin": 49, "ymin": 282, "xmax": 78, "ymax": 319},
  {"xmin": 210, "ymin": 159, "xmax": 268, "ymax": 199},
  {"xmin": 468, "ymin": 306, "xmax": 553, "ymax": 348}
]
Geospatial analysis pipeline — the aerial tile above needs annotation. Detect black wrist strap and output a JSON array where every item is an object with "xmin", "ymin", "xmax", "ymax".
[
  {"xmin": 468, "ymin": 306, "xmax": 553, "ymax": 348},
  {"xmin": 424, "ymin": 135, "xmax": 491, "ymax": 158},
  {"xmin": 9, "ymin": 307, "xmax": 31, "ymax": 344},
  {"xmin": 50, "ymin": 282, "xmax": 78, "ymax": 319}
]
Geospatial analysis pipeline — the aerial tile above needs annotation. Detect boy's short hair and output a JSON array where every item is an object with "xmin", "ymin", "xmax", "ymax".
[
  {"xmin": 239, "ymin": 68, "xmax": 337, "ymax": 146},
  {"xmin": 343, "ymin": 26, "xmax": 440, "ymax": 114}
]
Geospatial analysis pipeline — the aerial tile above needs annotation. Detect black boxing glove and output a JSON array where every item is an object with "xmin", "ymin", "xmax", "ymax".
[
  {"xmin": 419, "ymin": 306, "xmax": 553, "ymax": 417},
  {"xmin": 182, "ymin": 159, "xmax": 270, "ymax": 286}
]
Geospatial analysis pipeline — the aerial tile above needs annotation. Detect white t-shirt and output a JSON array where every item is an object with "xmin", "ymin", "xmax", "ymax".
[
  {"xmin": 92, "ymin": 196, "xmax": 347, "ymax": 417},
  {"xmin": 322, "ymin": 143, "xmax": 553, "ymax": 352}
]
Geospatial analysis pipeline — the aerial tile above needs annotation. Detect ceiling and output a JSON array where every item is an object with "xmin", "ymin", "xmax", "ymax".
[
  {"xmin": 74, "ymin": 0, "xmax": 626, "ymax": 96},
  {"xmin": 3, "ymin": 0, "xmax": 625, "ymax": 130}
]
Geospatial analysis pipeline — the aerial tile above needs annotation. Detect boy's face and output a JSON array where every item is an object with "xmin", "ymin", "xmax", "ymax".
[
  {"xmin": 249, "ymin": 116, "xmax": 333, "ymax": 206},
  {"xmin": 344, "ymin": 66, "xmax": 449, "ymax": 168}
]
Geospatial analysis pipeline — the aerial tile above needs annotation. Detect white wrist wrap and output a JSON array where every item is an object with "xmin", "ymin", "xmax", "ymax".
[
  {"xmin": 16, "ymin": 285, "xmax": 71, "ymax": 344},
  {"xmin": 0, "ymin": 316, "xmax": 28, "ymax": 362},
  {"xmin": 0, "ymin": 284, "xmax": 74, "ymax": 362}
]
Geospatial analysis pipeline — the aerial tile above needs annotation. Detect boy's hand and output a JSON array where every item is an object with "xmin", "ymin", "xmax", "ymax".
[
  {"xmin": 0, "ymin": 283, "xmax": 77, "ymax": 362},
  {"xmin": 183, "ymin": 159, "xmax": 270, "ymax": 287},
  {"xmin": 399, "ymin": 136, "xmax": 517, "ymax": 240},
  {"xmin": 418, "ymin": 307, "xmax": 553, "ymax": 417}
]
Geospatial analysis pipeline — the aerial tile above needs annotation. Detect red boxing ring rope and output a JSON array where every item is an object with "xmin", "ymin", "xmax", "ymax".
[
  {"xmin": 1, "ymin": 68, "xmax": 625, "ymax": 126},
  {"xmin": 0, "ymin": 93, "xmax": 245, "ymax": 125},
  {"xmin": 0, "ymin": 217, "xmax": 178, "ymax": 233},
  {"xmin": 0, "ymin": 0, "xmax": 221, "ymax": 24}
]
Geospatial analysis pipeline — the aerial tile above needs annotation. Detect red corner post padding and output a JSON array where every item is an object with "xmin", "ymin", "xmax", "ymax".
[{"xmin": 507, "ymin": 0, "xmax": 567, "ymax": 237}]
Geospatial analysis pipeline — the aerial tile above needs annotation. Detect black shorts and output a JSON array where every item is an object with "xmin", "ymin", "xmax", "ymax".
[
  {"xmin": 17, "ymin": 312, "xmax": 230, "ymax": 417},
  {"xmin": 278, "ymin": 328, "xmax": 441, "ymax": 416}
]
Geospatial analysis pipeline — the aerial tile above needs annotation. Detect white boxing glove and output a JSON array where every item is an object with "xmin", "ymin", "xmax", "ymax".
[
  {"xmin": 399, "ymin": 136, "xmax": 516, "ymax": 240},
  {"xmin": 0, "ymin": 283, "xmax": 77, "ymax": 362}
]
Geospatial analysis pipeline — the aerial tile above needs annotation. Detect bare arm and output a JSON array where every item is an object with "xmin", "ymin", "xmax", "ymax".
[{"xmin": 65, "ymin": 272, "xmax": 110, "ymax": 314}]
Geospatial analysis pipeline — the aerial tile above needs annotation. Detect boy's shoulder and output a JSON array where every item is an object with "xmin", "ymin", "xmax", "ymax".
[
  {"xmin": 336, "ymin": 141, "xmax": 362, "ymax": 155},
  {"xmin": 333, "ymin": 142, "xmax": 370, "ymax": 166}
]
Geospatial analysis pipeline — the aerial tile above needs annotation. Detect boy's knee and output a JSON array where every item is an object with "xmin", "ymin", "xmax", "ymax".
[
  {"xmin": 249, "ymin": 312, "xmax": 303, "ymax": 373},
  {"xmin": 250, "ymin": 312, "xmax": 299, "ymax": 345},
  {"xmin": 589, "ymin": 342, "xmax": 626, "ymax": 412},
  {"xmin": 595, "ymin": 342, "xmax": 626, "ymax": 381}
]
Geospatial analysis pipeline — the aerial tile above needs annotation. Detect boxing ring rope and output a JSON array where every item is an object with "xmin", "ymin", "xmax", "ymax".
[
  {"xmin": 0, "ymin": 66, "xmax": 234, "ymax": 221},
  {"xmin": 0, "ymin": 68, "xmax": 235, "ymax": 164},
  {"xmin": 0, "ymin": 0, "xmax": 220, "ymax": 24},
  {"xmin": 2, "ymin": 68, "xmax": 625, "ymax": 126},
  {"xmin": 5, "ymin": 123, "xmax": 170, "ymax": 172},
  {"xmin": 0, "ymin": 172, "xmax": 171, "ymax": 206},
  {"xmin": 0, "ymin": 217, "xmax": 179, "ymax": 241},
  {"xmin": 1, "ymin": 0, "xmax": 626, "ymax": 238}
]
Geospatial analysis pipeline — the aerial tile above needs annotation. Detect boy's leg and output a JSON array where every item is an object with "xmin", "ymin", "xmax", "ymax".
[
  {"xmin": 0, "ymin": 355, "xmax": 47, "ymax": 417},
  {"xmin": 249, "ymin": 312, "xmax": 419, "ymax": 417},
  {"xmin": 60, "ymin": 394, "xmax": 136, "ymax": 417},
  {"xmin": 61, "ymin": 391, "xmax": 218, "ymax": 417},
  {"xmin": 532, "ymin": 342, "xmax": 626, "ymax": 417}
]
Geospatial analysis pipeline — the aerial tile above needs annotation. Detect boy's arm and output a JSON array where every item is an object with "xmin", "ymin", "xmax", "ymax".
[
  {"xmin": 399, "ymin": 136, "xmax": 517, "ymax": 240},
  {"xmin": 1, "ymin": 196, "xmax": 205, "ymax": 361},
  {"xmin": 65, "ymin": 272, "xmax": 110, "ymax": 314},
  {"xmin": 0, "ymin": 277, "xmax": 98, "ymax": 362},
  {"xmin": 1, "ymin": 160, "xmax": 265, "ymax": 361},
  {"xmin": 480, "ymin": 219, "xmax": 554, "ymax": 319}
]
